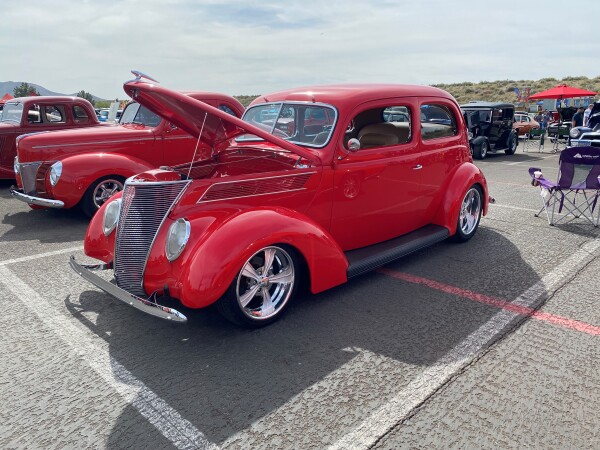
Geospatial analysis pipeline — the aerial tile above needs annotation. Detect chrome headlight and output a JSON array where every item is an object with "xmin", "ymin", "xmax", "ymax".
[
  {"xmin": 49, "ymin": 161, "xmax": 62, "ymax": 186},
  {"xmin": 570, "ymin": 128, "xmax": 581, "ymax": 139},
  {"xmin": 13, "ymin": 156, "xmax": 19, "ymax": 175},
  {"xmin": 103, "ymin": 198, "xmax": 122, "ymax": 236},
  {"xmin": 165, "ymin": 218, "xmax": 190, "ymax": 262}
]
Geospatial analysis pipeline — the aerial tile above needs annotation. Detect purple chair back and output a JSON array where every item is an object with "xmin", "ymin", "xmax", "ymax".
[{"xmin": 558, "ymin": 146, "xmax": 600, "ymax": 189}]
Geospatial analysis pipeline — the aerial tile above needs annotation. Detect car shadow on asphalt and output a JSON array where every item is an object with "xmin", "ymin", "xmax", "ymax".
[
  {"xmin": 64, "ymin": 227, "xmax": 545, "ymax": 446},
  {"xmin": 0, "ymin": 181, "xmax": 89, "ymax": 244}
]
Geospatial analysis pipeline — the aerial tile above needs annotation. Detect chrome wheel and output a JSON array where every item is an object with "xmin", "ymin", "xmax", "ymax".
[
  {"xmin": 459, "ymin": 187, "xmax": 482, "ymax": 236},
  {"xmin": 236, "ymin": 246, "xmax": 295, "ymax": 320},
  {"xmin": 93, "ymin": 179, "xmax": 123, "ymax": 208}
]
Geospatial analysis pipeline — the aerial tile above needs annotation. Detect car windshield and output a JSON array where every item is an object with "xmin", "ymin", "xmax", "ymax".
[
  {"xmin": 237, "ymin": 102, "xmax": 337, "ymax": 148},
  {"xmin": 119, "ymin": 102, "xmax": 161, "ymax": 127},
  {"xmin": 0, "ymin": 103, "xmax": 23, "ymax": 123}
]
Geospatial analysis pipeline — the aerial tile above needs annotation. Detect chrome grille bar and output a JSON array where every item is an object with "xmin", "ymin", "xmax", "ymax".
[
  {"xmin": 114, "ymin": 179, "xmax": 190, "ymax": 296},
  {"xmin": 18, "ymin": 162, "xmax": 43, "ymax": 195}
]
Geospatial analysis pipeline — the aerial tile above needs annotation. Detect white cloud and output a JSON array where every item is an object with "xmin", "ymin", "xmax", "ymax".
[{"xmin": 1, "ymin": 0, "xmax": 598, "ymax": 99}]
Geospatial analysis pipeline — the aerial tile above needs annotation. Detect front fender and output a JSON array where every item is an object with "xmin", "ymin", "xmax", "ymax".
[
  {"xmin": 83, "ymin": 191, "xmax": 123, "ymax": 262},
  {"xmin": 432, "ymin": 162, "xmax": 489, "ymax": 236},
  {"xmin": 53, "ymin": 153, "xmax": 155, "ymax": 207},
  {"xmin": 148, "ymin": 207, "xmax": 349, "ymax": 309}
]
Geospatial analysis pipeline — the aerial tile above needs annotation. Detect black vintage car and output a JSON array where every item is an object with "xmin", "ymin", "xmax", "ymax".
[{"xmin": 460, "ymin": 102, "xmax": 518, "ymax": 159}]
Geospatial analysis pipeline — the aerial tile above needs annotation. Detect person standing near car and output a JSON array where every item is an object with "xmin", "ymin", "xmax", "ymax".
[
  {"xmin": 584, "ymin": 103, "xmax": 594, "ymax": 127},
  {"xmin": 572, "ymin": 107, "xmax": 585, "ymax": 128},
  {"xmin": 540, "ymin": 110, "xmax": 550, "ymax": 129}
]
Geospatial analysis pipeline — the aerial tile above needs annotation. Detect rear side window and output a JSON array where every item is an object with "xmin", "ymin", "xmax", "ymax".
[
  {"xmin": 345, "ymin": 105, "xmax": 412, "ymax": 150},
  {"xmin": 218, "ymin": 104, "xmax": 237, "ymax": 116},
  {"xmin": 44, "ymin": 105, "xmax": 66, "ymax": 124},
  {"xmin": 420, "ymin": 104, "xmax": 457, "ymax": 140},
  {"xmin": 73, "ymin": 105, "xmax": 90, "ymax": 122}
]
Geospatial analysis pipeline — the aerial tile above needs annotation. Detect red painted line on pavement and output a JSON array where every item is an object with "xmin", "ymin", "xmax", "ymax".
[{"xmin": 378, "ymin": 268, "xmax": 600, "ymax": 336}]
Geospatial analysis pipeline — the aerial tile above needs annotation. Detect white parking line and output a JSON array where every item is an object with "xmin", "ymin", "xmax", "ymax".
[
  {"xmin": 0, "ymin": 246, "xmax": 84, "ymax": 266},
  {"xmin": 490, "ymin": 203, "xmax": 539, "ymax": 213},
  {"xmin": 0, "ymin": 266, "xmax": 218, "ymax": 450},
  {"xmin": 327, "ymin": 238, "xmax": 600, "ymax": 449}
]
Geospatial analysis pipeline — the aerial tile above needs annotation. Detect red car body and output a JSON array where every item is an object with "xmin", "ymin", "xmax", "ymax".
[
  {"xmin": 11, "ymin": 93, "xmax": 244, "ymax": 215},
  {"xmin": 0, "ymin": 96, "xmax": 102, "ymax": 179},
  {"xmin": 72, "ymin": 79, "xmax": 490, "ymax": 327}
]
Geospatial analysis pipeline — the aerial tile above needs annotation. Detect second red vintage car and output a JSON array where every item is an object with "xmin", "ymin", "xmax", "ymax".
[
  {"xmin": 71, "ymin": 76, "xmax": 491, "ymax": 327},
  {"xmin": 0, "ymin": 96, "xmax": 103, "ymax": 179},
  {"xmin": 11, "ymin": 88, "xmax": 244, "ymax": 216}
]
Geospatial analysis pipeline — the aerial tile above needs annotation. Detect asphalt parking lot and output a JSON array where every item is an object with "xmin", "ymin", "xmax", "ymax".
[{"xmin": 1, "ymin": 150, "xmax": 599, "ymax": 449}]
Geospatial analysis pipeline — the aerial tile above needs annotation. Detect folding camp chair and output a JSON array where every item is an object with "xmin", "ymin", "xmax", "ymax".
[
  {"xmin": 523, "ymin": 128, "xmax": 545, "ymax": 153},
  {"xmin": 529, "ymin": 146, "xmax": 600, "ymax": 227},
  {"xmin": 549, "ymin": 123, "xmax": 570, "ymax": 152}
]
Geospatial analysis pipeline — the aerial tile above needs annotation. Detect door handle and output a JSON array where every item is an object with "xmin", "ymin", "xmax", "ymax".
[{"xmin": 413, "ymin": 164, "xmax": 423, "ymax": 170}]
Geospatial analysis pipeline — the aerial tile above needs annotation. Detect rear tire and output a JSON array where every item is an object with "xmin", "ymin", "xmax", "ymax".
[
  {"xmin": 216, "ymin": 245, "xmax": 300, "ymax": 327},
  {"xmin": 81, "ymin": 176, "xmax": 125, "ymax": 217},
  {"xmin": 473, "ymin": 139, "xmax": 488, "ymax": 160},
  {"xmin": 452, "ymin": 185, "xmax": 483, "ymax": 242}
]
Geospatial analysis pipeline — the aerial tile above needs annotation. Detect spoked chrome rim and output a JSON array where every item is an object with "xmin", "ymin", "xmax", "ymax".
[
  {"xmin": 236, "ymin": 246, "xmax": 295, "ymax": 320},
  {"xmin": 93, "ymin": 179, "xmax": 123, "ymax": 208},
  {"xmin": 459, "ymin": 187, "xmax": 481, "ymax": 235}
]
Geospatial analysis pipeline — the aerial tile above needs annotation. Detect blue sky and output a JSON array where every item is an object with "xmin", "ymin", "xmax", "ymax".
[{"xmin": 1, "ymin": 0, "xmax": 598, "ymax": 99}]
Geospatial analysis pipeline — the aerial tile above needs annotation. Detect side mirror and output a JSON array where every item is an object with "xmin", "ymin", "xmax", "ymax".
[{"xmin": 347, "ymin": 138, "xmax": 360, "ymax": 152}]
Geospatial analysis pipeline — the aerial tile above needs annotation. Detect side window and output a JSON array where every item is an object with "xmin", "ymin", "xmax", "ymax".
[
  {"xmin": 27, "ymin": 105, "xmax": 42, "ymax": 124},
  {"xmin": 420, "ymin": 104, "xmax": 457, "ymax": 140},
  {"xmin": 44, "ymin": 105, "xmax": 66, "ymax": 124},
  {"xmin": 345, "ymin": 105, "xmax": 412, "ymax": 150},
  {"xmin": 218, "ymin": 104, "xmax": 237, "ymax": 117},
  {"xmin": 73, "ymin": 105, "xmax": 90, "ymax": 123}
]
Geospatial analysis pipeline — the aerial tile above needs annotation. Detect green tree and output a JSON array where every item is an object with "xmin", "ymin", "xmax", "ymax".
[
  {"xmin": 13, "ymin": 82, "xmax": 39, "ymax": 97},
  {"xmin": 76, "ymin": 90, "xmax": 95, "ymax": 106}
]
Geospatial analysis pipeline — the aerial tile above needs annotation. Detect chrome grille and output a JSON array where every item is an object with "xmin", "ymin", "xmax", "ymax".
[
  {"xmin": 114, "ymin": 179, "xmax": 190, "ymax": 296},
  {"xmin": 18, "ymin": 162, "xmax": 42, "ymax": 195}
]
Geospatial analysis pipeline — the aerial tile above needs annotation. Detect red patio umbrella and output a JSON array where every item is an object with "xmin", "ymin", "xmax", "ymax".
[
  {"xmin": 529, "ymin": 84, "xmax": 598, "ymax": 100},
  {"xmin": 0, "ymin": 93, "xmax": 14, "ymax": 105}
]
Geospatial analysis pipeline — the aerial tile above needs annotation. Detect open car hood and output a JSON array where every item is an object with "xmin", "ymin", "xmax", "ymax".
[{"xmin": 123, "ymin": 80, "xmax": 321, "ymax": 164}]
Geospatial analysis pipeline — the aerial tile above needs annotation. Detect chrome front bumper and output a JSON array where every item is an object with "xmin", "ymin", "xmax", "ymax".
[
  {"xmin": 10, "ymin": 186, "xmax": 65, "ymax": 208},
  {"xmin": 69, "ymin": 255, "xmax": 188, "ymax": 323}
]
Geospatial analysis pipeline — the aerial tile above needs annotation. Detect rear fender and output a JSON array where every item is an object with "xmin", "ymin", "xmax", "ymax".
[
  {"xmin": 175, "ymin": 207, "xmax": 348, "ymax": 308},
  {"xmin": 432, "ymin": 162, "xmax": 489, "ymax": 235},
  {"xmin": 52, "ymin": 154, "xmax": 155, "ymax": 207}
]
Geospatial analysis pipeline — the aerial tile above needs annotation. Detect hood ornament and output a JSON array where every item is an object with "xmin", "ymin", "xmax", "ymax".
[{"xmin": 129, "ymin": 70, "xmax": 159, "ymax": 84}]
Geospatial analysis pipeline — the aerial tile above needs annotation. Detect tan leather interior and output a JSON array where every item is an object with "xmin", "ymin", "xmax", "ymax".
[{"xmin": 357, "ymin": 122, "xmax": 410, "ymax": 149}]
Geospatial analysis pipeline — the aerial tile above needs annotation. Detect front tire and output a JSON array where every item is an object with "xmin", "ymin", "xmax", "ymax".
[
  {"xmin": 473, "ymin": 139, "xmax": 488, "ymax": 160},
  {"xmin": 453, "ymin": 185, "xmax": 483, "ymax": 242},
  {"xmin": 81, "ymin": 176, "xmax": 125, "ymax": 217},
  {"xmin": 216, "ymin": 245, "xmax": 300, "ymax": 327},
  {"xmin": 505, "ymin": 131, "xmax": 518, "ymax": 155}
]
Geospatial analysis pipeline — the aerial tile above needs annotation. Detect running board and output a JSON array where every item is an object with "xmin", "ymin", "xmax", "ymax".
[{"xmin": 345, "ymin": 225, "xmax": 449, "ymax": 279}]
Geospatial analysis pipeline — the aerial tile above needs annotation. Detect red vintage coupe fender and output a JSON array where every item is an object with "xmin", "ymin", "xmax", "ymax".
[{"xmin": 71, "ymin": 76, "xmax": 491, "ymax": 327}]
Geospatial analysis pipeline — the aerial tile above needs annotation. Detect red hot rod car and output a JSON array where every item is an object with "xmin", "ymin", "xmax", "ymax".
[
  {"xmin": 71, "ymin": 78, "xmax": 491, "ymax": 327},
  {"xmin": 10, "ymin": 92, "xmax": 244, "ymax": 216},
  {"xmin": 0, "ymin": 96, "xmax": 102, "ymax": 179}
]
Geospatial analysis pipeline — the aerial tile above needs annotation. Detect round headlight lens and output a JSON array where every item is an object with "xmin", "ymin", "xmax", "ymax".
[
  {"xmin": 570, "ymin": 128, "xmax": 581, "ymax": 139},
  {"xmin": 49, "ymin": 161, "xmax": 62, "ymax": 186},
  {"xmin": 13, "ymin": 156, "xmax": 19, "ymax": 175},
  {"xmin": 165, "ymin": 218, "xmax": 191, "ymax": 262},
  {"xmin": 103, "ymin": 198, "xmax": 122, "ymax": 236}
]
